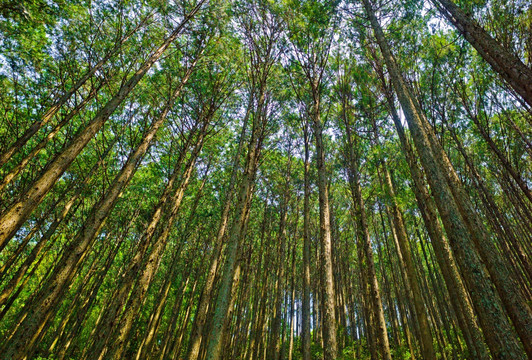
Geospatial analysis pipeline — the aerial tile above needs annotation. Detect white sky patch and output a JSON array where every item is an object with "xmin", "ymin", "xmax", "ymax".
[
  {"xmin": 324, "ymin": 126, "xmax": 337, "ymax": 142},
  {"xmin": 398, "ymin": 107, "xmax": 408, "ymax": 128},
  {"xmin": 423, "ymin": 0, "xmax": 453, "ymax": 33}
]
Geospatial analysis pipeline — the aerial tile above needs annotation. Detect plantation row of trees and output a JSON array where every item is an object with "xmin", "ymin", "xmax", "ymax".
[{"xmin": 0, "ymin": 0, "xmax": 530, "ymax": 358}]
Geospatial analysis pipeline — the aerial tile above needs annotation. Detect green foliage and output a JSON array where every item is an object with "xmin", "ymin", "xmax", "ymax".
[{"xmin": 0, "ymin": 0, "xmax": 530, "ymax": 359}]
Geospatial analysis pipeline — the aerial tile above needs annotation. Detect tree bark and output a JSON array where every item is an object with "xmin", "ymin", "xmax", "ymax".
[
  {"xmin": 302, "ymin": 118, "xmax": 312, "ymax": 360},
  {"xmin": 185, "ymin": 93, "xmax": 251, "ymax": 360},
  {"xmin": 344, "ymin": 130, "xmax": 392, "ymax": 360},
  {"xmin": 0, "ymin": 59, "xmax": 198, "ymax": 359},
  {"xmin": 380, "ymin": 162, "xmax": 436, "ymax": 359},
  {"xmin": 0, "ymin": 4, "xmax": 202, "ymax": 249},
  {"xmin": 362, "ymin": 1, "xmax": 528, "ymax": 357},
  {"xmin": 204, "ymin": 107, "xmax": 264, "ymax": 360},
  {"xmin": 0, "ymin": 14, "xmax": 152, "ymax": 167},
  {"xmin": 432, "ymin": 0, "xmax": 532, "ymax": 107},
  {"xmin": 311, "ymin": 82, "xmax": 338, "ymax": 360}
]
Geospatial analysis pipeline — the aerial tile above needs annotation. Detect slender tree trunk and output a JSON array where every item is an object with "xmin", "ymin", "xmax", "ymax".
[
  {"xmin": 345, "ymin": 148, "xmax": 392, "ymax": 360},
  {"xmin": 133, "ymin": 191, "xmax": 208, "ymax": 360},
  {"xmin": 247, "ymin": 200, "xmax": 270, "ymax": 360},
  {"xmin": 267, "ymin": 173, "xmax": 291, "ymax": 360},
  {"xmin": 362, "ymin": 1, "xmax": 528, "ymax": 357},
  {"xmin": 250, "ymin": 257, "xmax": 271, "ymax": 360},
  {"xmin": 134, "ymin": 250, "xmax": 180, "ymax": 360},
  {"xmin": 340, "ymin": 79, "xmax": 392, "ymax": 360},
  {"xmin": 288, "ymin": 241, "xmax": 296, "ymax": 360},
  {"xmin": 380, "ymin": 162, "xmax": 436, "ymax": 359},
  {"xmin": 0, "ymin": 14, "xmax": 153, "ymax": 167},
  {"xmin": 353, "ymin": 222, "xmax": 379, "ymax": 360},
  {"xmin": 458, "ymin": 92, "xmax": 532, "ymax": 204},
  {"xmin": 372, "ymin": 57, "xmax": 489, "ymax": 358},
  {"xmin": 425, "ymin": 89, "xmax": 532, "ymax": 357},
  {"xmin": 57, "ymin": 218, "xmax": 134, "ymax": 360},
  {"xmin": 432, "ymin": 0, "xmax": 532, "ymax": 107},
  {"xmin": 0, "ymin": 127, "xmax": 117, "ymax": 309},
  {"xmin": 204, "ymin": 113, "xmax": 263, "ymax": 360},
  {"xmin": 49, "ymin": 216, "xmax": 132, "ymax": 357},
  {"xmin": 169, "ymin": 275, "xmax": 201, "ymax": 359},
  {"xmin": 0, "ymin": 4, "xmax": 202, "ymax": 249},
  {"xmin": 88, "ymin": 121, "xmax": 207, "ymax": 360},
  {"xmin": 157, "ymin": 272, "xmax": 192, "ymax": 360},
  {"xmin": 85, "ymin": 149, "xmax": 188, "ymax": 359},
  {"xmin": 0, "ymin": 61, "xmax": 198, "ymax": 358},
  {"xmin": 0, "ymin": 83, "xmax": 102, "ymax": 193},
  {"xmin": 379, "ymin": 196, "xmax": 418, "ymax": 360},
  {"xmin": 302, "ymin": 119, "xmax": 312, "ymax": 360},
  {"xmin": 108, "ymin": 155, "xmax": 202, "ymax": 359},
  {"xmin": 311, "ymin": 83, "xmax": 338, "ymax": 360},
  {"xmin": 375, "ymin": 229, "xmax": 401, "ymax": 349},
  {"xmin": 186, "ymin": 93, "xmax": 251, "ymax": 360}
]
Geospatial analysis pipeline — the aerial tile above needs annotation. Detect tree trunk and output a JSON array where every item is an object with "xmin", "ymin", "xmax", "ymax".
[
  {"xmin": 0, "ymin": 4, "xmax": 202, "ymax": 249},
  {"xmin": 267, "ymin": 171, "xmax": 291, "ymax": 360},
  {"xmin": 311, "ymin": 84, "xmax": 338, "ymax": 360},
  {"xmin": 362, "ymin": 1, "xmax": 528, "ymax": 357},
  {"xmin": 186, "ymin": 93, "xmax": 251, "ymax": 360},
  {"xmin": 0, "ymin": 83, "xmax": 102, "ymax": 193},
  {"xmin": 302, "ymin": 119, "xmax": 312, "ymax": 360},
  {"xmin": 0, "ymin": 61, "xmax": 198, "ymax": 359},
  {"xmin": 0, "ymin": 14, "xmax": 152, "ymax": 167},
  {"xmin": 371, "ymin": 57, "xmax": 490, "ymax": 358},
  {"xmin": 288, "ymin": 241, "xmax": 296, "ymax": 360},
  {"xmin": 432, "ymin": 0, "xmax": 532, "ymax": 107},
  {"xmin": 345, "ymin": 141, "xmax": 392, "ymax": 360},
  {"xmin": 380, "ymin": 162, "xmax": 436, "ymax": 359},
  {"xmin": 204, "ymin": 112, "xmax": 263, "ymax": 360},
  {"xmin": 340, "ymin": 76, "xmax": 392, "ymax": 360}
]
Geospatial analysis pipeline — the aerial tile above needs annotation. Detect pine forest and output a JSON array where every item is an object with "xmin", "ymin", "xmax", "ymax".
[{"xmin": 0, "ymin": 0, "xmax": 531, "ymax": 359}]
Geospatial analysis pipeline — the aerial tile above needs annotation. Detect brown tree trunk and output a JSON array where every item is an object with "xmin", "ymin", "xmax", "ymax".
[
  {"xmin": 86, "ymin": 119, "xmax": 206, "ymax": 359},
  {"xmin": 344, "ymin": 132, "xmax": 392, "ymax": 360},
  {"xmin": 380, "ymin": 214, "xmax": 416, "ymax": 359},
  {"xmin": 204, "ymin": 108, "xmax": 264, "ymax": 360},
  {"xmin": 375, "ymin": 238, "xmax": 400, "ymax": 349},
  {"xmin": 362, "ymin": 1, "xmax": 528, "ymax": 357},
  {"xmin": 380, "ymin": 163, "xmax": 436, "ymax": 359},
  {"xmin": 186, "ymin": 93, "xmax": 251, "ymax": 360},
  {"xmin": 135, "ymin": 182, "xmax": 208, "ymax": 360},
  {"xmin": 56, "ymin": 219, "xmax": 134, "ymax": 360},
  {"xmin": 0, "ymin": 83, "xmax": 102, "ymax": 193},
  {"xmin": 0, "ymin": 61, "xmax": 198, "ymax": 359},
  {"xmin": 203, "ymin": 6, "xmax": 279, "ymax": 356},
  {"xmin": 266, "ymin": 166, "xmax": 291, "ymax": 360},
  {"xmin": 0, "ymin": 14, "xmax": 152, "ymax": 167},
  {"xmin": 302, "ymin": 118, "xmax": 312, "ymax": 360},
  {"xmin": 311, "ymin": 84, "xmax": 338, "ymax": 360},
  {"xmin": 424, "ymin": 93, "xmax": 532, "ymax": 357},
  {"xmin": 0, "ymin": 4, "xmax": 202, "ymax": 249},
  {"xmin": 157, "ymin": 272, "xmax": 192, "ymax": 360},
  {"xmin": 340, "ymin": 74, "xmax": 392, "ymax": 360},
  {"xmin": 108, "ymin": 153, "xmax": 203, "ymax": 359},
  {"xmin": 0, "ymin": 134, "xmax": 116, "ymax": 309},
  {"xmin": 246, "ymin": 200, "xmax": 270, "ymax": 360},
  {"xmin": 371, "ymin": 56, "xmax": 489, "ymax": 358},
  {"xmin": 432, "ymin": 0, "xmax": 532, "ymax": 107},
  {"xmin": 288, "ymin": 241, "xmax": 296, "ymax": 360}
]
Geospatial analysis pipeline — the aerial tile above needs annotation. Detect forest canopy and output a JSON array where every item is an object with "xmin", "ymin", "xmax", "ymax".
[{"xmin": 0, "ymin": 0, "xmax": 531, "ymax": 359}]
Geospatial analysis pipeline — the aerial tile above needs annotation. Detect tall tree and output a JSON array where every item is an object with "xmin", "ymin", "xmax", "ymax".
[
  {"xmin": 0, "ymin": 1, "xmax": 530, "ymax": 358},
  {"xmin": 361, "ymin": 0, "xmax": 530, "ymax": 357},
  {"xmin": 431, "ymin": 0, "xmax": 532, "ymax": 107},
  {"xmin": 285, "ymin": 1, "xmax": 340, "ymax": 357}
]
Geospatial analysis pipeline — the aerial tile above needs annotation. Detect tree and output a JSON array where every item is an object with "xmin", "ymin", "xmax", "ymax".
[{"xmin": 0, "ymin": 0, "xmax": 530, "ymax": 359}]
